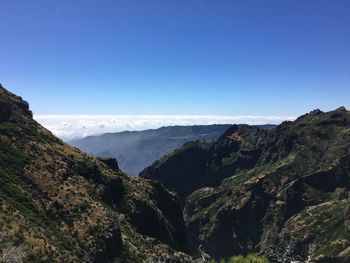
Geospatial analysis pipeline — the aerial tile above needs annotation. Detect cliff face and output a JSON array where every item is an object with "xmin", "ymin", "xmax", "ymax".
[
  {"xmin": 0, "ymin": 85, "xmax": 192, "ymax": 263},
  {"xmin": 141, "ymin": 107, "xmax": 350, "ymax": 262},
  {"xmin": 139, "ymin": 125, "xmax": 274, "ymax": 202}
]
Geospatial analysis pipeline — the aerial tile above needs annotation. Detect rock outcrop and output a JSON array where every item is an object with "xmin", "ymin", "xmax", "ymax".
[
  {"xmin": 98, "ymin": 157, "xmax": 120, "ymax": 171},
  {"xmin": 140, "ymin": 125, "xmax": 271, "ymax": 202}
]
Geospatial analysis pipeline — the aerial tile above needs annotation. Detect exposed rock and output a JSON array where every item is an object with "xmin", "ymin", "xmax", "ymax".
[
  {"xmin": 92, "ymin": 224, "xmax": 123, "ymax": 263},
  {"xmin": 0, "ymin": 98, "xmax": 12, "ymax": 121},
  {"xmin": 102, "ymin": 176, "xmax": 124, "ymax": 206},
  {"xmin": 140, "ymin": 125, "xmax": 269, "ymax": 202},
  {"xmin": 98, "ymin": 157, "xmax": 120, "ymax": 171},
  {"xmin": 0, "ymin": 85, "xmax": 32, "ymax": 120},
  {"xmin": 334, "ymin": 188, "xmax": 349, "ymax": 200},
  {"xmin": 140, "ymin": 140, "xmax": 214, "ymax": 202},
  {"xmin": 126, "ymin": 180, "xmax": 190, "ymax": 252}
]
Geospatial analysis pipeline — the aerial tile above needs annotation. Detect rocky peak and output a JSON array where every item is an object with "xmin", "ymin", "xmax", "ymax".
[
  {"xmin": 335, "ymin": 106, "xmax": 347, "ymax": 112},
  {"xmin": 218, "ymin": 124, "xmax": 240, "ymax": 140},
  {"xmin": 309, "ymin": 108, "xmax": 323, "ymax": 115},
  {"xmin": 98, "ymin": 157, "xmax": 120, "ymax": 171},
  {"xmin": 0, "ymin": 84, "xmax": 33, "ymax": 121}
]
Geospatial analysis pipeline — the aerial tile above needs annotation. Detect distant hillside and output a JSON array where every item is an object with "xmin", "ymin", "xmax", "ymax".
[{"xmin": 69, "ymin": 125, "xmax": 233, "ymax": 175}]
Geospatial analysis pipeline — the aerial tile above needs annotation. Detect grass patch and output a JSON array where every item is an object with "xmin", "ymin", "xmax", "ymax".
[
  {"xmin": 0, "ymin": 139, "xmax": 77, "ymax": 259},
  {"xmin": 210, "ymin": 253, "xmax": 270, "ymax": 263}
]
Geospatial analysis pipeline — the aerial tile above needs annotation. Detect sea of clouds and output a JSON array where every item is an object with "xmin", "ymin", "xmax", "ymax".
[{"xmin": 34, "ymin": 114, "xmax": 296, "ymax": 141}]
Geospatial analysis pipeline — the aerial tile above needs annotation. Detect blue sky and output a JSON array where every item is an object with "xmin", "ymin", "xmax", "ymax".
[{"xmin": 0, "ymin": 0, "xmax": 349, "ymax": 116}]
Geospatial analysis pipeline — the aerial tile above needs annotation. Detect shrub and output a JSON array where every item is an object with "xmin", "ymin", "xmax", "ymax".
[{"xmin": 210, "ymin": 253, "xmax": 270, "ymax": 263}]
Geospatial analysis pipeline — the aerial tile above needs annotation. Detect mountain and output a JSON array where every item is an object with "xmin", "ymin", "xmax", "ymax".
[
  {"xmin": 69, "ymin": 124, "xmax": 233, "ymax": 176},
  {"xmin": 140, "ymin": 124, "xmax": 275, "ymax": 201},
  {"xmin": 0, "ymin": 84, "xmax": 193, "ymax": 263},
  {"xmin": 3, "ymin": 82, "xmax": 349, "ymax": 263},
  {"xmin": 140, "ymin": 107, "xmax": 350, "ymax": 262}
]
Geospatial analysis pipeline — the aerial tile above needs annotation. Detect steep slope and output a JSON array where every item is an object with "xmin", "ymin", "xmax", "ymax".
[
  {"xmin": 0, "ymin": 84, "xmax": 192, "ymax": 263},
  {"xmin": 141, "ymin": 108, "xmax": 350, "ymax": 262},
  {"xmin": 69, "ymin": 125, "xmax": 232, "ymax": 176},
  {"xmin": 140, "ymin": 124, "xmax": 274, "ymax": 201}
]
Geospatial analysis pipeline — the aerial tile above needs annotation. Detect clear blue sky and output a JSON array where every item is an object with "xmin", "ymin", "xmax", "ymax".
[{"xmin": 0, "ymin": 0, "xmax": 349, "ymax": 115}]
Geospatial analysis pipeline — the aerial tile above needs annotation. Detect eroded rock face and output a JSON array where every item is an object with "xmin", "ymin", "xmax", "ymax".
[
  {"xmin": 0, "ymin": 99, "xmax": 12, "ymax": 121},
  {"xmin": 0, "ymin": 84, "xmax": 33, "ymax": 120},
  {"xmin": 140, "ymin": 125, "xmax": 270, "ymax": 202},
  {"xmin": 140, "ymin": 140, "xmax": 213, "ymax": 202},
  {"xmin": 127, "ymin": 180, "xmax": 190, "ymax": 252},
  {"xmin": 102, "ymin": 176, "xmax": 124, "ymax": 206},
  {"xmin": 143, "ymin": 107, "xmax": 350, "ymax": 261},
  {"xmin": 91, "ymin": 224, "xmax": 123, "ymax": 263},
  {"xmin": 98, "ymin": 157, "xmax": 120, "ymax": 171}
]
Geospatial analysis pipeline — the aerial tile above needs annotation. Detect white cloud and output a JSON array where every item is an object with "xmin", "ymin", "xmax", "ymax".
[{"xmin": 34, "ymin": 114, "xmax": 296, "ymax": 141}]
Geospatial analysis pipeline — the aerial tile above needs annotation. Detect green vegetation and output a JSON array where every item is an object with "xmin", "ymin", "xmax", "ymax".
[
  {"xmin": 0, "ymin": 140, "xmax": 34, "ymax": 221},
  {"xmin": 290, "ymin": 200, "xmax": 350, "ymax": 257},
  {"xmin": 0, "ymin": 86, "xmax": 195, "ymax": 262},
  {"xmin": 210, "ymin": 254, "xmax": 270, "ymax": 263},
  {"xmin": 2, "ymin": 85, "xmax": 350, "ymax": 262},
  {"xmin": 75, "ymin": 158, "xmax": 95, "ymax": 177},
  {"xmin": 0, "ymin": 122, "xmax": 22, "ymax": 137},
  {"xmin": 145, "ymin": 107, "xmax": 350, "ymax": 261}
]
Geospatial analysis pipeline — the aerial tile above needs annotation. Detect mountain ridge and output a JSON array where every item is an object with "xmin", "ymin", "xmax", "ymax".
[
  {"xmin": 141, "ymin": 106, "xmax": 350, "ymax": 262},
  {"xmin": 69, "ymin": 124, "xmax": 234, "ymax": 175},
  {"xmin": 0, "ymin": 84, "xmax": 193, "ymax": 262},
  {"xmin": 70, "ymin": 124, "xmax": 275, "ymax": 176},
  {"xmin": 2, "ymin": 82, "xmax": 350, "ymax": 262}
]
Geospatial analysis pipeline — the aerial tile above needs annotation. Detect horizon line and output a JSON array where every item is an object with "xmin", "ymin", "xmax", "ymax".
[{"xmin": 34, "ymin": 114, "xmax": 297, "ymax": 141}]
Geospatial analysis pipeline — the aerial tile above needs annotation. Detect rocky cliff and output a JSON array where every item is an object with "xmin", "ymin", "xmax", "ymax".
[
  {"xmin": 0, "ymin": 84, "xmax": 192, "ymax": 263},
  {"xmin": 141, "ymin": 107, "xmax": 350, "ymax": 262},
  {"xmin": 139, "ymin": 125, "xmax": 275, "ymax": 202}
]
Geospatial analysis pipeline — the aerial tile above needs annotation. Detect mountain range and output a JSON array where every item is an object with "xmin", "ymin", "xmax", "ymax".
[
  {"xmin": 69, "ymin": 125, "xmax": 276, "ymax": 176},
  {"xmin": 1, "ymin": 83, "xmax": 350, "ymax": 263},
  {"xmin": 69, "ymin": 125, "xmax": 232, "ymax": 176}
]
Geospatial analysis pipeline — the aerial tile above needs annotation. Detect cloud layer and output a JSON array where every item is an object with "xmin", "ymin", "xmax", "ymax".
[{"xmin": 34, "ymin": 114, "xmax": 296, "ymax": 141}]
